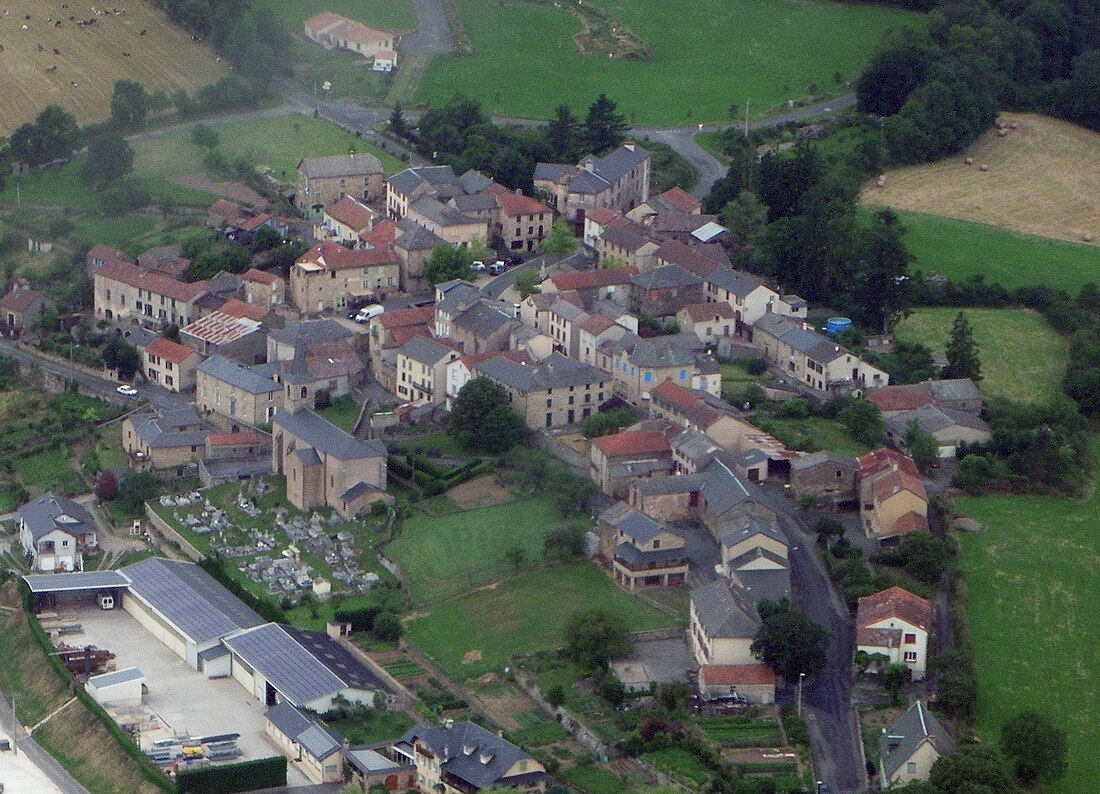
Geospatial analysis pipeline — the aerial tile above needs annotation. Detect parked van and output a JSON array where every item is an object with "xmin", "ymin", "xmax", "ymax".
[
  {"xmin": 488, "ymin": 261, "xmax": 506, "ymax": 276},
  {"xmin": 355, "ymin": 305, "xmax": 385, "ymax": 323}
]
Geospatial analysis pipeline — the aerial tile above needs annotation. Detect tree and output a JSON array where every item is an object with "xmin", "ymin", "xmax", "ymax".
[
  {"xmin": 584, "ymin": 94, "xmax": 629, "ymax": 154},
  {"xmin": 751, "ymin": 602, "xmax": 829, "ymax": 681},
  {"xmin": 513, "ymin": 269, "xmax": 541, "ymax": 300},
  {"xmin": 94, "ymin": 471, "xmax": 119, "ymax": 501},
  {"xmin": 839, "ymin": 399, "xmax": 885, "ymax": 446},
  {"xmin": 563, "ymin": 608, "xmax": 630, "ymax": 670},
  {"xmin": 81, "ymin": 134, "xmax": 135, "ymax": 188},
  {"xmin": 545, "ymin": 684, "xmax": 566, "ymax": 709},
  {"xmin": 858, "ymin": 208, "xmax": 913, "ymax": 332},
  {"xmin": 544, "ymin": 525, "xmax": 586, "ymax": 562},
  {"xmin": 1000, "ymin": 711, "xmax": 1068, "ymax": 784},
  {"xmin": 720, "ymin": 191, "xmax": 768, "ymax": 242},
  {"xmin": 372, "ymin": 611, "xmax": 402, "ymax": 642},
  {"xmin": 389, "ymin": 102, "xmax": 408, "ymax": 138},
  {"xmin": 546, "ymin": 104, "xmax": 582, "ymax": 161},
  {"xmin": 250, "ymin": 225, "xmax": 283, "ymax": 253},
  {"xmin": 504, "ymin": 546, "xmax": 527, "ymax": 571},
  {"xmin": 115, "ymin": 471, "xmax": 158, "ymax": 516},
  {"xmin": 111, "ymin": 79, "xmax": 150, "ymax": 130},
  {"xmin": 541, "ymin": 219, "xmax": 579, "ymax": 256},
  {"xmin": 449, "ymin": 377, "xmax": 524, "ymax": 452},
  {"xmin": 8, "ymin": 105, "xmax": 81, "ymax": 166},
  {"xmin": 905, "ymin": 419, "xmax": 940, "ymax": 473},
  {"xmin": 478, "ymin": 404, "xmax": 526, "ymax": 453},
  {"xmin": 191, "ymin": 124, "xmax": 220, "ymax": 149},
  {"xmin": 897, "ymin": 531, "xmax": 953, "ymax": 585},
  {"xmin": 929, "ymin": 742, "xmax": 1015, "ymax": 794},
  {"xmin": 814, "ymin": 516, "xmax": 845, "ymax": 545},
  {"xmin": 423, "ymin": 245, "xmax": 474, "ymax": 285},
  {"xmin": 856, "ymin": 43, "xmax": 934, "ymax": 116},
  {"xmin": 944, "ymin": 312, "xmax": 982, "ymax": 381},
  {"xmin": 879, "ymin": 662, "xmax": 909, "ymax": 704},
  {"xmin": 102, "ymin": 338, "xmax": 141, "ymax": 379}
]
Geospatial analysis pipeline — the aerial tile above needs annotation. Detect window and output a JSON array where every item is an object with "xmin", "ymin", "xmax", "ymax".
[
  {"xmin": 545, "ymin": 413, "xmax": 552, "ymax": 427},
  {"xmin": 904, "ymin": 651, "xmax": 918, "ymax": 662},
  {"xmin": 644, "ymin": 372, "xmax": 653, "ymax": 383},
  {"xmin": 904, "ymin": 633, "xmax": 917, "ymax": 644},
  {"xmin": 679, "ymin": 369, "xmax": 687, "ymax": 380},
  {"xmin": 907, "ymin": 762, "xmax": 917, "ymax": 775},
  {"xmin": 653, "ymin": 539, "xmax": 660, "ymax": 549}
]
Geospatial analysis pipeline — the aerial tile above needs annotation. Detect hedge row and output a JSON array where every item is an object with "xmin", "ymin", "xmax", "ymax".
[
  {"xmin": 176, "ymin": 756, "xmax": 287, "ymax": 794},
  {"xmin": 197, "ymin": 557, "xmax": 288, "ymax": 624}
]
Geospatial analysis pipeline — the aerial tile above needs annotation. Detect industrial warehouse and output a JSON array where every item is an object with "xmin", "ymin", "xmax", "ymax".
[{"xmin": 22, "ymin": 558, "xmax": 395, "ymax": 784}]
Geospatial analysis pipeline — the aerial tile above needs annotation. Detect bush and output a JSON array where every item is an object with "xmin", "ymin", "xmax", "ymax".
[
  {"xmin": 94, "ymin": 471, "xmax": 118, "ymax": 501},
  {"xmin": 743, "ymin": 357, "xmax": 767, "ymax": 376},
  {"xmin": 776, "ymin": 399, "xmax": 810, "ymax": 419},
  {"xmin": 373, "ymin": 611, "xmax": 402, "ymax": 642},
  {"xmin": 176, "ymin": 756, "xmax": 286, "ymax": 794}
]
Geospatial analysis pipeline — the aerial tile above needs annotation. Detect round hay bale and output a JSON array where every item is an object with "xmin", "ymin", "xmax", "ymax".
[
  {"xmin": 979, "ymin": 164, "xmax": 989, "ymax": 172},
  {"xmin": 965, "ymin": 157, "xmax": 974, "ymax": 165},
  {"xmin": 996, "ymin": 128, "xmax": 1008, "ymax": 137},
  {"xmin": 1009, "ymin": 121, "xmax": 1018, "ymax": 129},
  {"xmin": 876, "ymin": 175, "xmax": 887, "ymax": 188},
  {"xmin": 952, "ymin": 517, "xmax": 984, "ymax": 534},
  {"xmin": 1083, "ymin": 233, "xmax": 1095, "ymax": 243}
]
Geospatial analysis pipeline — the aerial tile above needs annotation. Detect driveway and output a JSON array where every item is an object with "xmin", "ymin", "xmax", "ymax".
[{"xmin": 403, "ymin": 0, "xmax": 454, "ymax": 56}]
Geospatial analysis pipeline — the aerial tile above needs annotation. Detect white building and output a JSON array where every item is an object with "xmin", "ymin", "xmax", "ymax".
[
  {"xmin": 856, "ymin": 586, "xmax": 932, "ymax": 681},
  {"xmin": 17, "ymin": 494, "xmax": 98, "ymax": 572}
]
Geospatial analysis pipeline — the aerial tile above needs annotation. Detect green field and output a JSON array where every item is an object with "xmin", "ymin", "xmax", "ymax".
[
  {"xmin": 642, "ymin": 747, "xmax": 711, "ymax": 786},
  {"xmin": 13, "ymin": 448, "xmax": 82, "ymax": 495},
  {"xmin": 895, "ymin": 308, "xmax": 1068, "ymax": 403},
  {"xmin": 403, "ymin": 562, "xmax": 677, "ymax": 680},
  {"xmin": 955, "ymin": 436, "xmax": 1100, "ymax": 794},
  {"xmin": 387, "ymin": 496, "xmax": 572, "ymax": 602},
  {"xmin": 416, "ymin": 0, "xmax": 916, "ymax": 126},
  {"xmin": 755, "ymin": 415, "xmax": 871, "ymax": 457},
  {"xmin": 318, "ymin": 395, "xmax": 362, "ymax": 432},
  {"xmin": 697, "ymin": 716, "xmax": 783, "ymax": 748},
  {"xmin": 895, "ymin": 210, "xmax": 1100, "ymax": 294}
]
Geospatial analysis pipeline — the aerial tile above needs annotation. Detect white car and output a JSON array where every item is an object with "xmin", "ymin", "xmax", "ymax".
[{"xmin": 116, "ymin": 385, "xmax": 139, "ymax": 397}]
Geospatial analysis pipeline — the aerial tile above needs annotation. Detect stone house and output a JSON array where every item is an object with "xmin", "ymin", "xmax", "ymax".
[
  {"xmin": 180, "ymin": 308, "xmax": 266, "ymax": 366},
  {"xmin": 385, "ymin": 165, "xmax": 494, "ymax": 221},
  {"xmin": 494, "ymin": 191, "xmax": 551, "ymax": 252},
  {"xmin": 884, "ymin": 405, "xmax": 992, "ymax": 458},
  {"xmin": 290, "ymin": 242, "xmax": 400, "ymax": 313},
  {"xmin": 472, "ymin": 352, "xmax": 608, "ymax": 428},
  {"xmin": 628, "ymin": 186, "xmax": 702, "ymax": 221},
  {"xmin": 392, "ymin": 219, "xmax": 447, "ymax": 292},
  {"xmin": 367, "ymin": 305, "xmax": 435, "ymax": 385},
  {"xmin": 122, "ymin": 407, "xmax": 215, "ymax": 470},
  {"xmin": 857, "ymin": 586, "xmax": 932, "ymax": 681},
  {"xmin": 601, "ymin": 333, "xmax": 721, "ymax": 403},
  {"xmin": 599, "ymin": 224, "xmax": 660, "ymax": 270},
  {"xmin": 94, "ymin": 260, "xmax": 207, "ymax": 328},
  {"xmin": 534, "ymin": 143, "xmax": 651, "ymax": 225},
  {"xmin": 630, "ymin": 265, "xmax": 705, "ymax": 318},
  {"xmin": 406, "ymin": 197, "xmax": 490, "ymax": 249},
  {"xmin": 241, "ymin": 268, "xmax": 286, "ymax": 309},
  {"xmin": 296, "ymin": 152, "xmax": 385, "ymax": 216},
  {"xmin": 541, "ymin": 266, "xmax": 638, "ymax": 308},
  {"xmin": 0, "ymin": 285, "xmax": 54, "ymax": 331},
  {"xmin": 317, "ymin": 196, "xmax": 376, "ymax": 248},
  {"xmin": 578, "ymin": 314, "xmax": 629, "ymax": 368},
  {"xmin": 144, "ymin": 337, "xmax": 202, "ymax": 393},
  {"xmin": 589, "ymin": 430, "xmax": 673, "ymax": 497},
  {"xmin": 879, "ymin": 701, "xmax": 955, "ymax": 788},
  {"xmin": 443, "ymin": 350, "xmax": 533, "ymax": 408},
  {"xmin": 448, "ymin": 300, "xmax": 519, "ymax": 356},
  {"xmin": 396, "ymin": 336, "xmax": 460, "ymax": 405},
  {"xmin": 753, "ymin": 313, "xmax": 889, "ymax": 394},
  {"xmin": 602, "ymin": 505, "xmax": 688, "ymax": 590},
  {"xmin": 196, "ymin": 356, "xmax": 281, "ymax": 430},
  {"xmin": 272, "ymin": 409, "xmax": 391, "ymax": 517},
  {"xmin": 677, "ymin": 302, "xmax": 736, "ymax": 344},
  {"xmin": 789, "ymin": 450, "xmax": 859, "ymax": 503},
  {"xmin": 703, "ymin": 267, "xmax": 783, "ymax": 330}
]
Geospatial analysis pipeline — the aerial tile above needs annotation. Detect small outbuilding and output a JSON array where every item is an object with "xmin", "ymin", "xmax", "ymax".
[{"xmin": 85, "ymin": 666, "xmax": 145, "ymax": 707}]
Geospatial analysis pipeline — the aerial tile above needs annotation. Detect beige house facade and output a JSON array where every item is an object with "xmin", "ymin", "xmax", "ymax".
[
  {"xmin": 196, "ymin": 356, "xmax": 281, "ymax": 430},
  {"xmin": 290, "ymin": 242, "xmax": 400, "ymax": 312},
  {"xmin": 296, "ymin": 153, "xmax": 385, "ymax": 215},
  {"xmin": 144, "ymin": 337, "xmax": 202, "ymax": 393}
]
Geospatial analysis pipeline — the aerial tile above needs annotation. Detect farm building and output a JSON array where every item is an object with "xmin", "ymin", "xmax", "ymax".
[
  {"xmin": 265, "ymin": 702, "xmax": 345, "ymax": 784},
  {"xmin": 303, "ymin": 12, "xmax": 398, "ymax": 69}
]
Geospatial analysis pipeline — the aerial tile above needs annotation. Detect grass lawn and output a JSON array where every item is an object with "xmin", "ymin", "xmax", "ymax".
[
  {"xmin": 318, "ymin": 395, "xmax": 362, "ymax": 432},
  {"xmin": 953, "ymin": 436, "xmax": 1100, "ymax": 794},
  {"xmin": 755, "ymin": 415, "xmax": 870, "ymax": 457},
  {"xmin": 13, "ymin": 448, "xmax": 83, "ymax": 495},
  {"xmin": 695, "ymin": 130, "xmax": 732, "ymax": 165},
  {"xmin": 416, "ymin": 0, "xmax": 917, "ymax": 126},
  {"xmin": 509, "ymin": 710, "xmax": 570, "ymax": 748},
  {"xmin": 323, "ymin": 709, "xmax": 415, "ymax": 745},
  {"xmin": 697, "ymin": 715, "xmax": 783, "ymax": 748},
  {"xmin": 891, "ymin": 210, "xmax": 1100, "ymax": 294},
  {"xmin": 642, "ymin": 747, "xmax": 711, "ymax": 786},
  {"xmin": 95, "ymin": 424, "xmax": 130, "ymax": 471},
  {"xmin": 387, "ymin": 496, "xmax": 569, "ymax": 602},
  {"xmin": 894, "ymin": 308, "xmax": 1068, "ymax": 403},
  {"xmin": 403, "ymin": 562, "xmax": 678, "ymax": 681},
  {"xmin": 395, "ymin": 430, "xmax": 470, "ymax": 457}
]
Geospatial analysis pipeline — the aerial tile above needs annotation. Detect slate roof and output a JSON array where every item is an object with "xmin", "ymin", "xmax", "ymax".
[
  {"xmin": 880, "ymin": 701, "xmax": 956, "ymax": 779},
  {"xmin": 790, "ymin": 450, "xmax": 859, "ymax": 472},
  {"xmin": 397, "ymin": 721, "xmax": 542, "ymax": 790},
  {"xmin": 395, "ymin": 218, "xmax": 448, "ymax": 251},
  {"xmin": 269, "ymin": 320, "xmax": 353, "ymax": 349},
  {"xmin": 885, "ymin": 405, "xmax": 991, "ymax": 437},
  {"xmin": 388, "ymin": 165, "xmax": 458, "ymax": 196},
  {"xmin": 198, "ymin": 356, "xmax": 280, "ymax": 394},
  {"xmin": 691, "ymin": 579, "xmax": 760, "ymax": 639},
  {"xmin": 131, "ymin": 409, "xmax": 212, "ymax": 449},
  {"xmin": 704, "ymin": 267, "xmax": 765, "ymax": 298},
  {"xmin": 614, "ymin": 542, "xmax": 686, "ymax": 568},
  {"xmin": 606, "ymin": 507, "xmax": 665, "ymax": 544},
  {"xmin": 18, "ymin": 493, "xmax": 96, "ymax": 542},
  {"xmin": 474, "ymin": 352, "xmax": 605, "ymax": 393},
  {"xmin": 299, "ymin": 152, "xmax": 383, "ymax": 179},
  {"xmin": 453, "ymin": 300, "xmax": 516, "ymax": 338},
  {"xmin": 602, "ymin": 225, "xmax": 656, "ymax": 254},
  {"xmin": 265, "ymin": 702, "xmax": 342, "ymax": 760},
  {"xmin": 926, "ymin": 378, "xmax": 982, "ymax": 404},
  {"xmin": 121, "ymin": 558, "xmax": 264, "ymax": 644},
  {"xmin": 400, "ymin": 335, "xmax": 456, "ymax": 366},
  {"xmin": 274, "ymin": 409, "xmax": 386, "ymax": 461},
  {"xmin": 720, "ymin": 519, "xmax": 788, "ymax": 552},
  {"xmin": 409, "ymin": 196, "xmax": 482, "ymax": 228},
  {"xmin": 611, "ymin": 332, "xmax": 707, "ymax": 368}
]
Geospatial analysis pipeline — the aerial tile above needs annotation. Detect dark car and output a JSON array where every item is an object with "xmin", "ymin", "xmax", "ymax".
[{"xmin": 504, "ymin": 255, "xmax": 524, "ymax": 266}]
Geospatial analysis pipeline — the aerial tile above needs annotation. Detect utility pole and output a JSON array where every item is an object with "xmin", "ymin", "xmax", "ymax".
[
  {"xmin": 797, "ymin": 672, "xmax": 806, "ymax": 717},
  {"xmin": 744, "ymin": 98, "xmax": 750, "ymax": 138},
  {"xmin": 11, "ymin": 692, "xmax": 17, "ymax": 755}
]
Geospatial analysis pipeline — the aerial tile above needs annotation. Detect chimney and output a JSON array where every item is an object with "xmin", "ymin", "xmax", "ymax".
[{"xmin": 624, "ymin": 141, "xmax": 636, "ymax": 152}]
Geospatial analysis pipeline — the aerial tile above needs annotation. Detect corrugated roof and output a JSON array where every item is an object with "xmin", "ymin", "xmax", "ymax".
[{"xmin": 23, "ymin": 570, "xmax": 128, "ymax": 594}]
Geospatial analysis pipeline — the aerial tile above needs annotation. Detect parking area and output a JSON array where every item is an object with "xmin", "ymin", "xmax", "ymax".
[{"xmin": 71, "ymin": 606, "xmax": 308, "ymax": 784}]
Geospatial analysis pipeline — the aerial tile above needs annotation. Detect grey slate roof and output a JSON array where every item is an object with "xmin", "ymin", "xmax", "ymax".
[
  {"xmin": 294, "ymin": 447, "xmax": 322, "ymax": 467},
  {"xmin": 614, "ymin": 542, "xmax": 685, "ymax": 568},
  {"xmin": 754, "ymin": 313, "xmax": 850, "ymax": 364},
  {"xmin": 23, "ymin": 570, "xmax": 128, "ymax": 593},
  {"xmin": 451, "ymin": 193, "xmax": 498, "ymax": 212},
  {"xmin": 720, "ymin": 519, "xmax": 788, "ymax": 551},
  {"xmin": 436, "ymin": 282, "xmax": 482, "ymax": 314},
  {"xmin": 592, "ymin": 145, "xmax": 650, "ymax": 183},
  {"xmin": 458, "ymin": 170, "xmax": 493, "ymax": 194},
  {"xmin": 691, "ymin": 579, "xmax": 760, "ymax": 639},
  {"xmin": 401, "ymin": 335, "xmax": 455, "ymax": 366},
  {"xmin": 730, "ymin": 567, "xmax": 791, "ymax": 604},
  {"xmin": 705, "ymin": 267, "xmax": 765, "ymax": 298},
  {"xmin": 732, "ymin": 448, "xmax": 770, "ymax": 466},
  {"xmin": 474, "ymin": 352, "xmax": 605, "ymax": 392},
  {"xmin": 397, "ymin": 721, "xmax": 541, "ymax": 790},
  {"xmin": 132, "ymin": 410, "xmax": 212, "ymax": 449},
  {"xmin": 790, "ymin": 450, "xmax": 858, "ymax": 471},
  {"xmin": 273, "ymin": 409, "xmax": 386, "ymax": 461},
  {"xmin": 265, "ymin": 702, "xmax": 342, "ymax": 760},
  {"xmin": 631, "ymin": 264, "xmax": 703, "ymax": 291},
  {"xmin": 18, "ymin": 493, "xmax": 96, "ymax": 542},
  {"xmin": 410, "ymin": 196, "xmax": 481, "ymax": 227},
  {"xmin": 300, "ymin": 153, "xmax": 383, "ymax": 179},
  {"xmin": 880, "ymin": 701, "xmax": 956, "ymax": 779},
  {"xmin": 453, "ymin": 300, "xmax": 515, "ymax": 338},
  {"xmin": 87, "ymin": 667, "xmax": 144, "ymax": 688},
  {"xmin": 395, "ymin": 218, "xmax": 448, "ymax": 251},
  {"xmin": 670, "ymin": 429, "xmax": 719, "ymax": 465},
  {"xmin": 885, "ymin": 405, "xmax": 991, "ymax": 437},
  {"xmin": 699, "ymin": 458, "xmax": 754, "ymax": 519},
  {"xmin": 268, "ymin": 320, "xmax": 352, "ymax": 349},
  {"xmin": 611, "ymin": 333, "xmax": 707, "ymax": 368},
  {"xmin": 926, "ymin": 378, "xmax": 981, "ymax": 404},
  {"xmin": 121, "ymin": 558, "xmax": 265, "ymax": 644},
  {"xmin": 608, "ymin": 508, "xmax": 664, "ymax": 544},
  {"xmin": 339, "ymin": 481, "xmax": 383, "ymax": 503},
  {"xmin": 198, "ymin": 356, "xmax": 280, "ymax": 395}
]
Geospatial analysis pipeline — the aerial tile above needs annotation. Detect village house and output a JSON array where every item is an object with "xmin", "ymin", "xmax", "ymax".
[
  {"xmin": 628, "ymin": 186, "xmax": 702, "ymax": 221},
  {"xmin": 180, "ymin": 306, "xmax": 266, "ymax": 365},
  {"xmin": 85, "ymin": 243, "xmax": 130, "ymax": 276},
  {"xmin": 396, "ymin": 336, "xmax": 460, "ymax": 405},
  {"xmin": 542, "ymin": 296, "xmax": 591, "ymax": 358},
  {"xmin": 494, "ymin": 191, "xmax": 552, "ymax": 252},
  {"xmin": 581, "ymin": 206, "xmax": 627, "ymax": 248},
  {"xmin": 789, "ymin": 450, "xmax": 860, "ymax": 504},
  {"xmin": 386, "ymin": 165, "xmax": 495, "ymax": 220},
  {"xmin": 241, "ymin": 268, "xmax": 286, "ymax": 308},
  {"xmin": 869, "ymin": 378, "xmax": 984, "ymax": 418},
  {"xmin": 0, "ymin": 283, "xmax": 54, "ymax": 331},
  {"xmin": 296, "ymin": 152, "xmax": 385, "ymax": 216},
  {"xmin": 448, "ymin": 300, "xmax": 519, "ymax": 355},
  {"xmin": 196, "ymin": 356, "xmax": 281, "ymax": 430},
  {"xmin": 143, "ymin": 337, "xmax": 202, "ymax": 393},
  {"xmin": 374, "ymin": 721, "xmax": 546, "ymax": 793},
  {"xmin": 703, "ymin": 267, "xmax": 787, "ymax": 330},
  {"xmin": 272, "ymin": 409, "xmax": 391, "ymax": 517},
  {"xmin": 18, "ymin": 493, "xmax": 98, "ymax": 572},
  {"xmin": 590, "ymin": 430, "xmax": 673, "ymax": 497},
  {"xmin": 753, "ymin": 313, "xmax": 888, "ymax": 394},
  {"xmin": 123, "ymin": 407, "xmax": 215, "ymax": 470},
  {"xmin": 443, "ymin": 350, "xmax": 532, "ymax": 408},
  {"xmin": 303, "ymin": 12, "xmax": 398, "ymax": 69},
  {"xmin": 643, "ymin": 213, "xmax": 724, "ymax": 245},
  {"xmin": 392, "ymin": 219, "xmax": 447, "ymax": 291},
  {"xmin": 269, "ymin": 319, "xmax": 357, "ymax": 363},
  {"xmin": 677, "ymin": 302, "xmax": 737, "ymax": 344},
  {"xmin": 879, "ymin": 701, "xmax": 956, "ymax": 788},
  {"xmin": 858, "ymin": 448, "xmax": 929, "ymax": 543},
  {"xmin": 264, "ymin": 702, "xmax": 345, "ymax": 785},
  {"xmin": 472, "ymin": 352, "xmax": 608, "ymax": 428},
  {"xmin": 406, "ymin": 196, "xmax": 490, "ymax": 249},
  {"xmin": 719, "ymin": 520, "xmax": 790, "ymax": 604},
  {"xmin": 630, "ymin": 265, "xmax": 706, "ymax": 318},
  {"xmin": 689, "ymin": 579, "xmax": 761, "ymax": 667},
  {"xmin": 600, "ymin": 504, "xmax": 688, "ymax": 590},
  {"xmin": 534, "ymin": 143, "xmax": 652, "ymax": 224},
  {"xmin": 290, "ymin": 242, "xmax": 401, "ymax": 313},
  {"xmin": 317, "ymin": 195, "xmax": 376, "ymax": 247},
  {"xmin": 94, "ymin": 259, "xmax": 207, "ymax": 328},
  {"xmin": 540, "ymin": 266, "xmax": 637, "ymax": 308},
  {"xmin": 223, "ymin": 213, "xmax": 289, "ymax": 249},
  {"xmin": 601, "ymin": 333, "xmax": 721, "ymax": 403},
  {"xmin": 599, "ymin": 224, "xmax": 661, "ymax": 270},
  {"xmin": 884, "ymin": 405, "xmax": 992, "ymax": 459},
  {"xmin": 577, "ymin": 314, "xmax": 629, "ymax": 368},
  {"xmin": 857, "ymin": 586, "xmax": 933, "ymax": 681},
  {"xmin": 653, "ymin": 239, "xmax": 729, "ymax": 277},
  {"xmin": 368, "ymin": 305, "xmax": 435, "ymax": 387},
  {"xmin": 697, "ymin": 664, "xmax": 776, "ymax": 705}
]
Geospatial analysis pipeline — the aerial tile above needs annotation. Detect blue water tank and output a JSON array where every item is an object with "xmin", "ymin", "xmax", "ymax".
[{"xmin": 826, "ymin": 317, "xmax": 852, "ymax": 335}]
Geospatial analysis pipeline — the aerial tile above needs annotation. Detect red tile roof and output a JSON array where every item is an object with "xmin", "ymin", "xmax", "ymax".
[
  {"xmin": 871, "ymin": 469, "xmax": 927, "ymax": 504},
  {"xmin": 326, "ymin": 196, "xmax": 376, "ymax": 231},
  {"xmin": 592, "ymin": 430, "xmax": 671, "ymax": 457},
  {"xmin": 549, "ymin": 266, "xmax": 638, "ymax": 292},
  {"xmin": 209, "ymin": 199, "xmax": 246, "ymax": 219},
  {"xmin": 858, "ymin": 447, "xmax": 920, "ymax": 478},
  {"xmin": 867, "ymin": 386, "xmax": 934, "ymax": 412},
  {"xmin": 458, "ymin": 349, "xmax": 533, "ymax": 368},
  {"xmin": 700, "ymin": 664, "xmax": 776, "ymax": 686},
  {"xmin": 304, "ymin": 12, "xmax": 393, "ymax": 47},
  {"xmin": 364, "ymin": 220, "xmax": 399, "ymax": 249},
  {"xmin": 208, "ymin": 432, "xmax": 263, "ymax": 447},
  {"xmin": 218, "ymin": 298, "xmax": 269, "ymax": 322},
  {"xmin": 894, "ymin": 511, "xmax": 930, "ymax": 536},
  {"xmin": 149, "ymin": 257, "xmax": 191, "ymax": 278},
  {"xmin": 581, "ymin": 314, "xmax": 616, "ymax": 335},
  {"xmin": 296, "ymin": 241, "xmax": 398, "ymax": 271},
  {"xmin": 377, "ymin": 305, "xmax": 435, "ymax": 329},
  {"xmin": 86, "ymin": 244, "xmax": 130, "ymax": 264},
  {"xmin": 586, "ymin": 207, "xmax": 619, "ymax": 226},
  {"xmin": 96, "ymin": 260, "xmax": 207, "ymax": 303},
  {"xmin": 242, "ymin": 268, "xmax": 281, "ymax": 285},
  {"xmin": 857, "ymin": 586, "xmax": 932, "ymax": 632},
  {"xmin": 234, "ymin": 213, "xmax": 274, "ymax": 232},
  {"xmin": 0, "ymin": 288, "xmax": 46, "ymax": 312},
  {"xmin": 681, "ymin": 302, "xmax": 735, "ymax": 322},
  {"xmin": 657, "ymin": 187, "xmax": 702, "ymax": 214},
  {"xmin": 495, "ymin": 191, "xmax": 551, "ymax": 218},
  {"xmin": 146, "ymin": 337, "xmax": 197, "ymax": 365},
  {"xmin": 650, "ymin": 379, "xmax": 699, "ymax": 412},
  {"xmin": 387, "ymin": 326, "xmax": 433, "ymax": 349}
]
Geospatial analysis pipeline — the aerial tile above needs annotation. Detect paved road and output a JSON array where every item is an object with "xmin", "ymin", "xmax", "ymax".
[
  {"xmin": 754, "ymin": 481, "xmax": 865, "ymax": 794},
  {"xmin": 404, "ymin": 0, "xmax": 454, "ymax": 55},
  {"xmin": 0, "ymin": 684, "xmax": 91, "ymax": 794}
]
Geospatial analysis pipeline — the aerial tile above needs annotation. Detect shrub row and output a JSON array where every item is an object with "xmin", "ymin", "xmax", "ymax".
[
  {"xmin": 197, "ymin": 557, "xmax": 288, "ymax": 624},
  {"xmin": 176, "ymin": 756, "xmax": 286, "ymax": 794}
]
